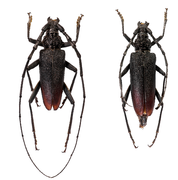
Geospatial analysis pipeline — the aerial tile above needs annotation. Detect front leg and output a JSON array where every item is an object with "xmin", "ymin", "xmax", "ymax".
[
  {"xmin": 61, "ymin": 14, "xmax": 84, "ymax": 48},
  {"xmin": 27, "ymin": 12, "xmax": 32, "ymax": 41},
  {"xmin": 76, "ymin": 14, "xmax": 84, "ymax": 43},
  {"xmin": 116, "ymin": 10, "xmax": 131, "ymax": 43},
  {"xmin": 149, "ymin": 8, "xmax": 168, "ymax": 46},
  {"xmin": 27, "ymin": 13, "xmax": 43, "ymax": 46},
  {"xmin": 116, "ymin": 10, "xmax": 138, "ymax": 48}
]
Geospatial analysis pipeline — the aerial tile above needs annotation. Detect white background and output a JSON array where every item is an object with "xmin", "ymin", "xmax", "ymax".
[{"xmin": 1, "ymin": 0, "xmax": 177, "ymax": 179}]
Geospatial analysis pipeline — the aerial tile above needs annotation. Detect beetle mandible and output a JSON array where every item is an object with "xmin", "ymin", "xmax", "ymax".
[
  {"xmin": 116, "ymin": 9, "xmax": 168, "ymax": 148},
  {"xmin": 19, "ymin": 13, "xmax": 86, "ymax": 178}
]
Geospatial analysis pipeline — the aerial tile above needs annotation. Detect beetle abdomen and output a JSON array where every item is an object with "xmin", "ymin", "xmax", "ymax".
[
  {"xmin": 39, "ymin": 49, "xmax": 65, "ymax": 110},
  {"xmin": 130, "ymin": 52, "xmax": 156, "ymax": 118}
]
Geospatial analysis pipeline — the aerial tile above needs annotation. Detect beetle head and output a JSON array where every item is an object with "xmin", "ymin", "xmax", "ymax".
[
  {"xmin": 137, "ymin": 22, "xmax": 150, "ymax": 40},
  {"xmin": 137, "ymin": 21, "xmax": 149, "ymax": 28},
  {"xmin": 139, "ymin": 115, "xmax": 147, "ymax": 128},
  {"xmin": 47, "ymin": 17, "xmax": 60, "ymax": 25},
  {"xmin": 47, "ymin": 17, "xmax": 59, "ymax": 36},
  {"xmin": 134, "ymin": 21, "xmax": 151, "ymax": 52},
  {"xmin": 42, "ymin": 17, "xmax": 63, "ymax": 49}
]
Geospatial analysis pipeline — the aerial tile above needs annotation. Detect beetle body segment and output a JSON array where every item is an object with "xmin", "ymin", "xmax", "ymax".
[
  {"xmin": 39, "ymin": 48, "xmax": 65, "ymax": 110},
  {"xmin": 130, "ymin": 52, "xmax": 156, "ymax": 127}
]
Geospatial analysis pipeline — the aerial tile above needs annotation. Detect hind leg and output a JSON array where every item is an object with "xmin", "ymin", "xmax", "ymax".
[
  {"xmin": 62, "ymin": 83, "xmax": 75, "ymax": 153},
  {"xmin": 148, "ymin": 89, "xmax": 164, "ymax": 147},
  {"xmin": 122, "ymin": 85, "xmax": 138, "ymax": 148},
  {"xmin": 29, "ymin": 81, "xmax": 41, "ymax": 150}
]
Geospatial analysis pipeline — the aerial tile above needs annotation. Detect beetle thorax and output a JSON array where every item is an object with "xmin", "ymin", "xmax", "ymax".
[{"xmin": 134, "ymin": 22, "xmax": 151, "ymax": 52}]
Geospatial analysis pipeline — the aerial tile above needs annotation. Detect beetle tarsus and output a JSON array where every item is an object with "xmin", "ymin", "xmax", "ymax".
[
  {"xmin": 77, "ymin": 14, "xmax": 84, "ymax": 27},
  {"xmin": 27, "ymin": 12, "xmax": 32, "ymax": 40},
  {"xmin": 116, "ymin": 9, "xmax": 124, "ymax": 22},
  {"xmin": 62, "ymin": 147, "xmax": 67, "ymax": 153},
  {"xmin": 60, "ymin": 98, "xmax": 67, "ymax": 109},
  {"xmin": 148, "ymin": 132, "xmax": 158, "ymax": 147},
  {"xmin": 155, "ymin": 104, "xmax": 161, "ymax": 110},
  {"xmin": 165, "ymin": 8, "xmax": 168, "ymax": 21},
  {"xmin": 122, "ymin": 97, "xmax": 132, "ymax": 109},
  {"xmin": 35, "ymin": 145, "xmax": 39, "ymax": 151},
  {"xmin": 129, "ymin": 132, "xmax": 138, "ymax": 148},
  {"xmin": 27, "ymin": 12, "xmax": 32, "ymax": 25},
  {"xmin": 62, "ymin": 132, "xmax": 70, "ymax": 153},
  {"xmin": 35, "ymin": 97, "xmax": 40, "ymax": 107},
  {"xmin": 33, "ymin": 131, "xmax": 39, "ymax": 150},
  {"xmin": 62, "ymin": 142, "xmax": 68, "ymax": 153}
]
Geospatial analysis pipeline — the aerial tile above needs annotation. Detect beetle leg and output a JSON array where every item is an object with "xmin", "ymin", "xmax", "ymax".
[
  {"xmin": 62, "ymin": 83, "xmax": 75, "ymax": 153},
  {"xmin": 60, "ymin": 61, "xmax": 77, "ymax": 108},
  {"xmin": 119, "ymin": 64, "xmax": 132, "ymax": 108},
  {"xmin": 76, "ymin": 14, "xmax": 84, "ymax": 43},
  {"xmin": 121, "ymin": 64, "xmax": 130, "ymax": 77},
  {"xmin": 27, "ymin": 12, "xmax": 32, "ymax": 41},
  {"xmin": 156, "ymin": 65, "xmax": 166, "ymax": 76},
  {"xmin": 121, "ymin": 84, "xmax": 138, "ymax": 148},
  {"xmin": 148, "ymin": 89, "xmax": 164, "ymax": 147},
  {"xmin": 27, "ymin": 60, "xmax": 40, "ymax": 107},
  {"xmin": 119, "ymin": 34, "xmax": 137, "ymax": 104},
  {"xmin": 122, "ymin": 104, "xmax": 138, "ymax": 148},
  {"xmin": 150, "ymin": 8, "xmax": 168, "ymax": 46},
  {"xmin": 27, "ymin": 13, "xmax": 43, "ymax": 46},
  {"xmin": 155, "ymin": 65, "xmax": 167, "ymax": 110},
  {"xmin": 122, "ymin": 85, "xmax": 131, "ymax": 110},
  {"xmin": 23, "ymin": 20, "xmax": 49, "ymax": 79},
  {"xmin": 116, "ymin": 10, "xmax": 130, "ymax": 43},
  {"xmin": 29, "ymin": 81, "xmax": 41, "ymax": 150},
  {"xmin": 116, "ymin": 9, "xmax": 137, "ymax": 47},
  {"xmin": 121, "ymin": 64, "xmax": 131, "ymax": 107}
]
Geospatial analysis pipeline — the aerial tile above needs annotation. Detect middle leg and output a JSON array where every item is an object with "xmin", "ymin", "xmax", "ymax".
[
  {"xmin": 60, "ymin": 61, "xmax": 77, "ymax": 108},
  {"xmin": 27, "ymin": 59, "xmax": 40, "ymax": 107},
  {"xmin": 27, "ymin": 13, "xmax": 43, "ymax": 46}
]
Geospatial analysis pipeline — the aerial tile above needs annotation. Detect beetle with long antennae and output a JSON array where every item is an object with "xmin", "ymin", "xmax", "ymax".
[
  {"xmin": 19, "ymin": 13, "xmax": 85, "ymax": 178},
  {"xmin": 116, "ymin": 9, "xmax": 168, "ymax": 148}
]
